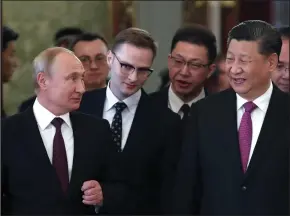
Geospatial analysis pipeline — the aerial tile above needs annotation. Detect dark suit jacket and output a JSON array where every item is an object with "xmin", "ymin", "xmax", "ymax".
[
  {"xmin": 78, "ymin": 87, "xmax": 181, "ymax": 214},
  {"xmin": 171, "ymin": 86, "xmax": 290, "ymax": 215},
  {"xmin": 18, "ymin": 95, "xmax": 36, "ymax": 112},
  {"xmin": 149, "ymin": 86, "xmax": 209, "ymax": 112},
  {"xmin": 1, "ymin": 108, "xmax": 128, "ymax": 215}
]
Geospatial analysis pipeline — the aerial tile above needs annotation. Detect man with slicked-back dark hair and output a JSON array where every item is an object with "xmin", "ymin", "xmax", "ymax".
[{"xmin": 171, "ymin": 20, "xmax": 289, "ymax": 215}]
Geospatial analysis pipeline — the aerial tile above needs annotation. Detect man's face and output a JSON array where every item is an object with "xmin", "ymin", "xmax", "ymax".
[
  {"xmin": 168, "ymin": 41, "xmax": 215, "ymax": 97},
  {"xmin": 226, "ymin": 39, "xmax": 278, "ymax": 100},
  {"xmin": 42, "ymin": 52, "xmax": 85, "ymax": 113},
  {"xmin": 107, "ymin": 43, "xmax": 153, "ymax": 100},
  {"xmin": 74, "ymin": 39, "xmax": 109, "ymax": 90},
  {"xmin": 2, "ymin": 41, "xmax": 18, "ymax": 83},
  {"xmin": 271, "ymin": 38, "xmax": 289, "ymax": 92}
]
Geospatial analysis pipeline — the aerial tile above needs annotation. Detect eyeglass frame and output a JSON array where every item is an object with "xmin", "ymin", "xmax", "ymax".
[
  {"xmin": 112, "ymin": 51, "xmax": 154, "ymax": 78},
  {"xmin": 168, "ymin": 54, "xmax": 210, "ymax": 72},
  {"xmin": 78, "ymin": 54, "xmax": 107, "ymax": 67}
]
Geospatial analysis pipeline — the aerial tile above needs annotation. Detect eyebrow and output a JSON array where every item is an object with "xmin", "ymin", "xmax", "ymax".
[{"xmin": 174, "ymin": 53, "xmax": 203, "ymax": 62}]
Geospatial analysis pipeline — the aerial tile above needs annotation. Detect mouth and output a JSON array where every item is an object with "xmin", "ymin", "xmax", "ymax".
[
  {"xmin": 232, "ymin": 78, "xmax": 246, "ymax": 85},
  {"xmin": 71, "ymin": 98, "xmax": 81, "ymax": 102},
  {"xmin": 125, "ymin": 83, "xmax": 137, "ymax": 89},
  {"xmin": 176, "ymin": 80, "xmax": 191, "ymax": 88}
]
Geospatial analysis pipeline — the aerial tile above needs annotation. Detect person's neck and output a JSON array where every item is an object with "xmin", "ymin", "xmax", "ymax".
[
  {"xmin": 173, "ymin": 86, "xmax": 203, "ymax": 104},
  {"xmin": 37, "ymin": 94, "xmax": 67, "ymax": 116}
]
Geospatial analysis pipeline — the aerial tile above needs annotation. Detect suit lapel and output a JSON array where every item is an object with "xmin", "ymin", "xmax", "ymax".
[
  {"xmin": 23, "ymin": 108, "xmax": 63, "ymax": 190},
  {"xmin": 244, "ymin": 87, "xmax": 286, "ymax": 179},
  {"xmin": 159, "ymin": 86, "xmax": 170, "ymax": 108},
  {"xmin": 122, "ymin": 91, "xmax": 151, "ymax": 153},
  {"xmin": 24, "ymin": 108, "xmax": 56, "ymax": 171},
  {"xmin": 67, "ymin": 112, "xmax": 84, "ymax": 196},
  {"xmin": 221, "ymin": 90, "xmax": 245, "ymax": 178}
]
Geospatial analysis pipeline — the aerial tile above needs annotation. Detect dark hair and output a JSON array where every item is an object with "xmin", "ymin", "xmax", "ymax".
[
  {"xmin": 111, "ymin": 27, "xmax": 157, "ymax": 58},
  {"xmin": 70, "ymin": 32, "xmax": 108, "ymax": 51},
  {"xmin": 170, "ymin": 24, "xmax": 217, "ymax": 64},
  {"xmin": 54, "ymin": 27, "xmax": 84, "ymax": 47},
  {"xmin": 2, "ymin": 26, "xmax": 19, "ymax": 51},
  {"xmin": 227, "ymin": 20, "xmax": 282, "ymax": 56},
  {"xmin": 278, "ymin": 26, "xmax": 290, "ymax": 39}
]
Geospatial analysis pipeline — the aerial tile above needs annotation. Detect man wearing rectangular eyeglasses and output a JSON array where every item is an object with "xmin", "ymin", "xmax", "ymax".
[
  {"xmin": 271, "ymin": 27, "xmax": 289, "ymax": 93},
  {"xmin": 150, "ymin": 25, "xmax": 217, "ymax": 122},
  {"xmin": 78, "ymin": 27, "xmax": 180, "ymax": 214}
]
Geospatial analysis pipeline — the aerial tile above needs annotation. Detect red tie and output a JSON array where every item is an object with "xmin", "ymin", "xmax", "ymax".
[
  {"xmin": 51, "ymin": 118, "xmax": 69, "ymax": 193},
  {"xmin": 238, "ymin": 102, "xmax": 257, "ymax": 173}
]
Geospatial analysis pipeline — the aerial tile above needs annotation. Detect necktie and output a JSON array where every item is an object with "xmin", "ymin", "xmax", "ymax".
[
  {"xmin": 238, "ymin": 101, "xmax": 257, "ymax": 173},
  {"xmin": 51, "ymin": 117, "xmax": 69, "ymax": 193},
  {"xmin": 111, "ymin": 102, "xmax": 127, "ymax": 152},
  {"xmin": 180, "ymin": 104, "xmax": 190, "ymax": 121}
]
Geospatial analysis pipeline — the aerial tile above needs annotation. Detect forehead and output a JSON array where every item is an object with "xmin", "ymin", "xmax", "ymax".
[
  {"xmin": 53, "ymin": 52, "xmax": 85, "ymax": 75},
  {"xmin": 280, "ymin": 39, "xmax": 289, "ymax": 63},
  {"xmin": 74, "ymin": 39, "xmax": 108, "ymax": 56},
  {"xmin": 227, "ymin": 39, "xmax": 260, "ymax": 57},
  {"xmin": 172, "ymin": 41, "xmax": 208, "ymax": 61},
  {"xmin": 115, "ymin": 43, "xmax": 153, "ymax": 67}
]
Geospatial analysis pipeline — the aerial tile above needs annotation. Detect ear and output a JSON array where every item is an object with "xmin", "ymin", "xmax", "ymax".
[
  {"xmin": 206, "ymin": 63, "xmax": 217, "ymax": 78},
  {"xmin": 268, "ymin": 53, "xmax": 279, "ymax": 73},
  {"xmin": 36, "ymin": 72, "xmax": 48, "ymax": 90},
  {"xmin": 107, "ymin": 50, "xmax": 113, "ymax": 66}
]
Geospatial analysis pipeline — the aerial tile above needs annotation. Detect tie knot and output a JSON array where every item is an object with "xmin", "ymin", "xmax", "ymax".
[
  {"xmin": 243, "ymin": 101, "xmax": 257, "ymax": 113},
  {"xmin": 114, "ymin": 102, "xmax": 127, "ymax": 113},
  {"xmin": 51, "ymin": 117, "xmax": 64, "ymax": 129},
  {"xmin": 180, "ymin": 104, "xmax": 190, "ymax": 116}
]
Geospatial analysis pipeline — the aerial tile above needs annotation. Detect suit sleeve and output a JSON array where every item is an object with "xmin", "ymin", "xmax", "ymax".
[{"xmin": 169, "ymin": 104, "xmax": 202, "ymax": 214}]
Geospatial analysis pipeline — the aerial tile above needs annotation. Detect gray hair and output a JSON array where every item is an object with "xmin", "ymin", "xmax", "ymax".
[{"xmin": 33, "ymin": 47, "xmax": 75, "ymax": 92}]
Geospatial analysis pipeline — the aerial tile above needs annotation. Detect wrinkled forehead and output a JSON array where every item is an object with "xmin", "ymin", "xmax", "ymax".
[{"xmin": 52, "ymin": 52, "xmax": 85, "ymax": 75}]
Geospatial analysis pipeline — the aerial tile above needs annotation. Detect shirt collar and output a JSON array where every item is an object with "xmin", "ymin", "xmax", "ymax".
[
  {"xmin": 104, "ymin": 82, "xmax": 141, "ymax": 114},
  {"xmin": 33, "ymin": 98, "xmax": 72, "ymax": 130},
  {"xmin": 236, "ymin": 81, "xmax": 273, "ymax": 113},
  {"xmin": 168, "ymin": 84, "xmax": 206, "ymax": 113}
]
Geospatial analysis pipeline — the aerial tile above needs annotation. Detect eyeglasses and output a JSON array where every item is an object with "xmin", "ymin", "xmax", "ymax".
[
  {"xmin": 277, "ymin": 63, "xmax": 289, "ymax": 73},
  {"xmin": 112, "ymin": 52, "xmax": 153, "ymax": 79},
  {"xmin": 78, "ymin": 55, "xmax": 107, "ymax": 67},
  {"xmin": 169, "ymin": 54, "xmax": 209, "ymax": 72}
]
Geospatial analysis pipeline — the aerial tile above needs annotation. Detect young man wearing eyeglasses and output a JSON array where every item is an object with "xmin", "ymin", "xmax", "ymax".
[
  {"xmin": 271, "ymin": 26, "xmax": 289, "ymax": 93},
  {"xmin": 78, "ymin": 27, "xmax": 180, "ymax": 214},
  {"xmin": 150, "ymin": 25, "xmax": 217, "ymax": 121}
]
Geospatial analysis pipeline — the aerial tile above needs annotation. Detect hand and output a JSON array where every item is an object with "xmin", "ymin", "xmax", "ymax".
[{"xmin": 81, "ymin": 180, "xmax": 103, "ymax": 205}]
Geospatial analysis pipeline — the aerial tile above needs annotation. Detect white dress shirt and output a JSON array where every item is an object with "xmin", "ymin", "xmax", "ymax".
[
  {"xmin": 168, "ymin": 84, "xmax": 206, "ymax": 118},
  {"xmin": 103, "ymin": 86, "xmax": 141, "ymax": 150},
  {"xmin": 236, "ymin": 82, "xmax": 273, "ymax": 167},
  {"xmin": 33, "ymin": 98, "xmax": 74, "ymax": 180}
]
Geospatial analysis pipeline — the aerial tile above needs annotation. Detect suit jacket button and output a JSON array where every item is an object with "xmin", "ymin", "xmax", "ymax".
[{"xmin": 242, "ymin": 186, "xmax": 247, "ymax": 191}]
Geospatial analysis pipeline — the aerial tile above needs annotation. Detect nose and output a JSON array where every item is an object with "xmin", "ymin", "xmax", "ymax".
[
  {"xmin": 90, "ymin": 60, "xmax": 98, "ymax": 69},
  {"xmin": 76, "ymin": 79, "xmax": 86, "ymax": 94},
  {"xmin": 228, "ymin": 62, "xmax": 242, "ymax": 75},
  {"xmin": 282, "ymin": 68, "xmax": 289, "ymax": 79},
  {"xmin": 128, "ymin": 70, "xmax": 138, "ymax": 82},
  {"xmin": 179, "ymin": 63, "xmax": 190, "ymax": 76}
]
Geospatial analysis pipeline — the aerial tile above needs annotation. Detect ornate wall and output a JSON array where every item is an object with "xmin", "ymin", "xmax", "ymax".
[{"xmin": 3, "ymin": 1, "xmax": 111, "ymax": 114}]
